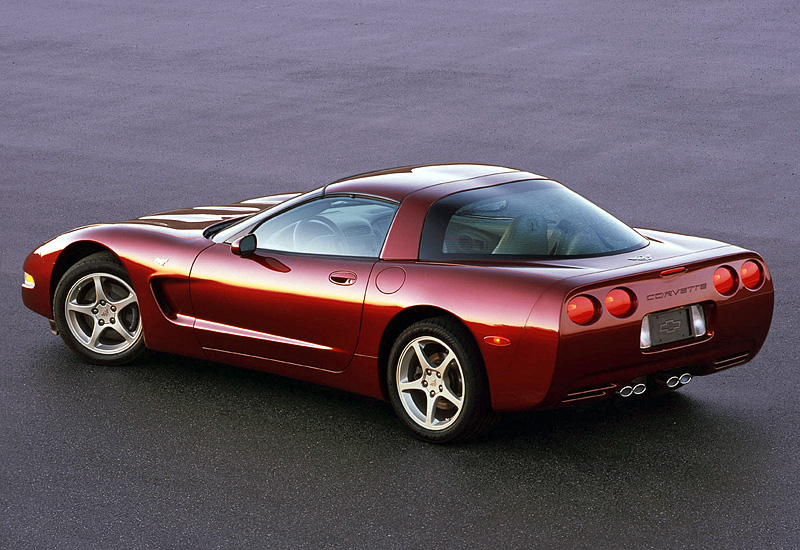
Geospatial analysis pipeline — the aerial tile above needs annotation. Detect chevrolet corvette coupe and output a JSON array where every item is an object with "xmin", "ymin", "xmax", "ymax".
[{"xmin": 22, "ymin": 164, "xmax": 774, "ymax": 442}]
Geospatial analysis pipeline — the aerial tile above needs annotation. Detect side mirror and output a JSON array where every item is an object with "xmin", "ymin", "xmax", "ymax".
[{"xmin": 231, "ymin": 234, "xmax": 257, "ymax": 257}]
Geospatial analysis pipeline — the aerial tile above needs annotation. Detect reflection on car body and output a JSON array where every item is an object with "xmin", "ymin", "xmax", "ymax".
[{"xmin": 22, "ymin": 164, "xmax": 774, "ymax": 442}]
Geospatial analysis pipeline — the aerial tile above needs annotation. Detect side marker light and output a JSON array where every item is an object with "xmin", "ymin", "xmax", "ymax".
[{"xmin": 484, "ymin": 336, "xmax": 511, "ymax": 347}]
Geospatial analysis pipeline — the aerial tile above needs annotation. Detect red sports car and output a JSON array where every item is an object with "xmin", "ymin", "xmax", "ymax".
[{"xmin": 22, "ymin": 164, "xmax": 774, "ymax": 442}]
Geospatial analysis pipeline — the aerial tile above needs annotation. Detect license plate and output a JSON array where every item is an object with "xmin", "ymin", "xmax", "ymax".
[{"xmin": 643, "ymin": 305, "xmax": 705, "ymax": 348}]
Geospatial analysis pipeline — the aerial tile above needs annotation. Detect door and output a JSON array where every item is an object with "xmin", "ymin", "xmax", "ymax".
[{"xmin": 190, "ymin": 195, "xmax": 398, "ymax": 371}]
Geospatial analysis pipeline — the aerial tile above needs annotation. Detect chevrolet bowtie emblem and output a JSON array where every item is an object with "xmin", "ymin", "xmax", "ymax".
[{"xmin": 659, "ymin": 319, "xmax": 682, "ymax": 334}]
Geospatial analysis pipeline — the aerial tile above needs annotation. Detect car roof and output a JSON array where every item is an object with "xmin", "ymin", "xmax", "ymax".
[{"xmin": 323, "ymin": 163, "xmax": 544, "ymax": 202}]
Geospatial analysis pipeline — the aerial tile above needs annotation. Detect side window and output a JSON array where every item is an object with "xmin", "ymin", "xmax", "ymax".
[{"xmin": 251, "ymin": 196, "xmax": 398, "ymax": 257}]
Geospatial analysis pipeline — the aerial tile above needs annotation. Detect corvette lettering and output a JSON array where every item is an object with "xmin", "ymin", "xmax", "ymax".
[{"xmin": 647, "ymin": 283, "xmax": 706, "ymax": 301}]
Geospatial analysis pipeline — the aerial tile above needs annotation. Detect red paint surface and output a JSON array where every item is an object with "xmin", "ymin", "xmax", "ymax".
[
  {"xmin": 21, "ymin": 166, "xmax": 775, "ymax": 412},
  {"xmin": 375, "ymin": 267, "xmax": 406, "ymax": 294}
]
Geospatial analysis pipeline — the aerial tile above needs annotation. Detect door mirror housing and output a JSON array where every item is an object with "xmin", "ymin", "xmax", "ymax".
[{"xmin": 231, "ymin": 234, "xmax": 257, "ymax": 257}]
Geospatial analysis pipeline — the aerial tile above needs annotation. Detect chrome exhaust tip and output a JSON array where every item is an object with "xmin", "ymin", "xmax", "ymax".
[
  {"xmin": 619, "ymin": 386, "xmax": 634, "ymax": 398},
  {"xmin": 666, "ymin": 376, "xmax": 680, "ymax": 388},
  {"xmin": 632, "ymin": 383, "xmax": 647, "ymax": 395},
  {"xmin": 679, "ymin": 373, "xmax": 692, "ymax": 385}
]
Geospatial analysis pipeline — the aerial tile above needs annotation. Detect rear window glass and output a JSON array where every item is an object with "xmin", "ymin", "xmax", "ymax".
[{"xmin": 420, "ymin": 180, "xmax": 648, "ymax": 260}]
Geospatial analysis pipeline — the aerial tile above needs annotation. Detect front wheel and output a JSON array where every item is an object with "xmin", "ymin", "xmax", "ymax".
[
  {"xmin": 53, "ymin": 252, "xmax": 146, "ymax": 365},
  {"xmin": 387, "ymin": 318, "xmax": 497, "ymax": 443}
]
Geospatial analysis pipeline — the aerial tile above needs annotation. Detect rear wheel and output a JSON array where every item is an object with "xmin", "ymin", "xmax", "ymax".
[
  {"xmin": 53, "ymin": 252, "xmax": 145, "ymax": 365},
  {"xmin": 387, "ymin": 318, "xmax": 497, "ymax": 443}
]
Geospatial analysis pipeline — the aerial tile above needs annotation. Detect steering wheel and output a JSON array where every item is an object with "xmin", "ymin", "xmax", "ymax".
[{"xmin": 292, "ymin": 216, "xmax": 347, "ymax": 254}]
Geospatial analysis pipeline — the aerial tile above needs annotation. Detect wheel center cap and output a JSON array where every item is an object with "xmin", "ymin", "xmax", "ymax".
[{"xmin": 98, "ymin": 306, "xmax": 111, "ymax": 318}]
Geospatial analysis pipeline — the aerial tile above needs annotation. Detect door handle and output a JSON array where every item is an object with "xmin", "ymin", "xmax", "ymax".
[{"xmin": 329, "ymin": 271, "xmax": 357, "ymax": 286}]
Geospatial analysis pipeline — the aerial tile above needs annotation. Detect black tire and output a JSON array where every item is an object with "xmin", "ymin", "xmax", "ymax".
[
  {"xmin": 387, "ymin": 317, "xmax": 498, "ymax": 443},
  {"xmin": 53, "ymin": 252, "xmax": 146, "ymax": 365}
]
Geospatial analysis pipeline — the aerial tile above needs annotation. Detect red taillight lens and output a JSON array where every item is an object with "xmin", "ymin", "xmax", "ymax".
[
  {"xmin": 605, "ymin": 288, "xmax": 636, "ymax": 317},
  {"xmin": 567, "ymin": 295, "xmax": 599, "ymax": 325},
  {"xmin": 713, "ymin": 266, "xmax": 737, "ymax": 295},
  {"xmin": 740, "ymin": 260, "xmax": 763, "ymax": 289}
]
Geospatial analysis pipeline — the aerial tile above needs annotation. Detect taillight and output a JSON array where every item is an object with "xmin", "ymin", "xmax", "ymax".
[
  {"xmin": 713, "ymin": 266, "xmax": 737, "ymax": 295},
  {"xmin": 567, "ymin": 295, "xmax": 599, "ymax": 325},
  {"xmin": 605, "ymin": 288, "xmax": 636, "ymax": 317},
  {"xmin": 740, "ymin": 260, "xmax": 763, "ymax": 289}
]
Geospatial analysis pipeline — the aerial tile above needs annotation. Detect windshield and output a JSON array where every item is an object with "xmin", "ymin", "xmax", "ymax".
[
  {"xmin": 420, "ymin": 179, "xmax": 648, "ymax": 260},
  {"xmin": 210, "ymin": 187, "xmax": 324, "ymax": 243}
]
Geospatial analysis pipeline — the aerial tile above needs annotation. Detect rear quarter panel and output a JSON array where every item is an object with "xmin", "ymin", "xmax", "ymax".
[{"xmin": 358, "ymin": 261, "xmax": 565, "ymax": 405}]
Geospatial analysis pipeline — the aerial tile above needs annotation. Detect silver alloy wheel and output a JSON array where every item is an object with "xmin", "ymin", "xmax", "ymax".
[
  {"xmin": 396, "ymin": 336, "xmax": 465, "ymax": 431},
  {"xmin": 64, "ymin": 272, "xmax": 142, "ymax": 355}
]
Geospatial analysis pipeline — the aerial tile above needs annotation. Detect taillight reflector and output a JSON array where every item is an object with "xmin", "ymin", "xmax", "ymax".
[
  {"xmin": 605, "ymin": 288, "xmax": 636, "ymax": 317},
  {"xmin": 713, "ymin": 266, "xmax": 737, "ymax": 295},
  {"xmin": 567, "ymin": 295, "xmax": 599, "ymax": 325},
  {"xmin": 740, "ymin": 261, "xmax": 763, "ymax": 289}
]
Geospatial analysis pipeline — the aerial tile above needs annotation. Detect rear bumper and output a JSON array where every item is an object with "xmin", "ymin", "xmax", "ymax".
[
  {"xmin": 544, "ymin": 333, "xmax": 765, "ymax": 408},
  {"xmin": 489, "ymin": 252, "xmax": 774, "ymax": 412},
  {"xmin": 544, "ymin": 278, "xmax": 773, "ymax": 409}
]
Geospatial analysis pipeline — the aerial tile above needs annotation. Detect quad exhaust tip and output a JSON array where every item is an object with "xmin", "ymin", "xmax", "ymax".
[
  {"xmin": 619, "ymin": 373, "xmax": 692, "ymax": 398},
  {"xmin": 619, "ymin": 383, "xmax": 647, "ymax": 398}
]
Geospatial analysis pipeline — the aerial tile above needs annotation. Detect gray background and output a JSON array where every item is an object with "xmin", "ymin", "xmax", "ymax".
[{"xmin": 1, "ymin": 0, "xmax": 798, "ymax": 548}]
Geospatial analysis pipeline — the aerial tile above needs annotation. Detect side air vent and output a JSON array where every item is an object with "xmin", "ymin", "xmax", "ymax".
[
  {"xmin": 150, "ymin": 280, "xmax": 175, "ymax": 317},
  {"xmin": 713, "ymin": 352, "xmax": 751, "ymax": 370}
]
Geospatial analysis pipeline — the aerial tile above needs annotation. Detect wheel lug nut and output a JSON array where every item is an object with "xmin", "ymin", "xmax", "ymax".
[
  {"xmin": 110, "ymin": 318, "xmax": 116, "ymax": 324},
  {"xmin": 111, "ymin": 306, "xmax": 116, "ymax": 312},
  {"xmin": 422, "ymin": 380, "xmax": 428, "ymax": 387},
  {"xmin": 436, "ymin": 372, "xmax": 441, "ymax": 378},
  {"xmin": 91, "ymin": 308, "xmax": 98, "ymax": 314},
  {"xmin": 426, "ymin": 369, "xmax": 432, "ymax": 375},
  {"xmin": 439, "ymin": 385, "xmax": 443, "ymax": 392},
  {"xmin": 99, "ymin": 300, "xmax": 106, "ymax": 306},
  {"xmin": 430, "ymin": 390, "xmax": 435, "ymax": 397},
  {"xmin": 98, "ymin": 320, "xmax": 104, "ymax": 326}
]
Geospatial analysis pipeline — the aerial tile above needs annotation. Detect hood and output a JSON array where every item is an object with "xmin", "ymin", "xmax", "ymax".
[{"xmin": 121, "ymin": 193, "xmax": 301, "ymax": 232}]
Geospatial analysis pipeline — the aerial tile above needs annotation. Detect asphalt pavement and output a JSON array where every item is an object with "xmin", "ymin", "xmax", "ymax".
[{"xmin": 1, "ymin": 1, "xmax": 798, "ymax": 548}]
